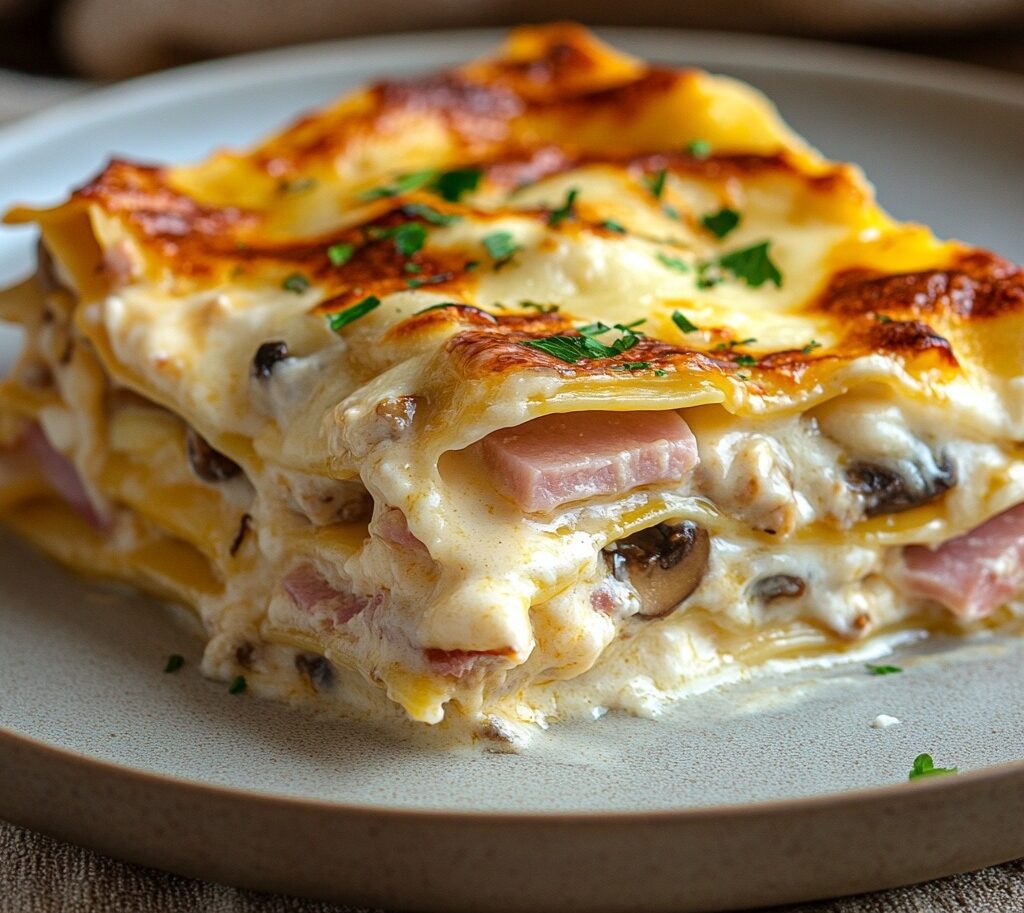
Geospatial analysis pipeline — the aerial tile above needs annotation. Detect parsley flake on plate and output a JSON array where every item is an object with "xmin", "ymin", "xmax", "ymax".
[
  {"xmin": 801, "ymin": 339, "xmax": 823, "ymax": 354},
  {"xmin": 548, "ymin": 187, "xmax": 579, "ymax": 226},
  {"xmin": 671, "ymin": 310, "xmax": 699, "ymax": 333},
  {"xmin": 701, "ymin": 207, "xmax": 742, "ymax": 239},
  {"xmin": 734, "ymin": 354, "xmax": 758, "ymax": 367},
  {"xmin": 600, "ymin": 219, "xmax": 626, "ymax": 234},
  {"xmin": 909, "ymin": 753, "xmax": 957, "ymax": 780},
  {"xmin": 866, "ymin": 663, "xmax": 903, "ymax": 676},
  {"xmin": 228, "ymin": 675, "xmax": 248, "ymax": 695},
  {"xmin": 163, "ymin": 654, "xmax": 184, "ymax": 674},
  {"xmin": 281, "ymin": 272, "xmax": 311, "ymax": 294},
  {"xmin": 520, "ymin": 301, "xmax": 560, "ymax": 314},
  {"xmin": 718, "ymin": 241, "xmax": 783, "ymax": 288},
  {"xmin": 327, "ymin": 295, "xmax": 381, "ymax": 331},
  {"xmin": 327, "ymin": 243, "xmax": 355, "ymax": 267}
]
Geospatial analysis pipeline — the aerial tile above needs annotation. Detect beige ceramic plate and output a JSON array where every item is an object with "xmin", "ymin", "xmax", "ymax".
[{"xmin": 0, "ymin": 29, "xmax": 1023, "ymax": 912}]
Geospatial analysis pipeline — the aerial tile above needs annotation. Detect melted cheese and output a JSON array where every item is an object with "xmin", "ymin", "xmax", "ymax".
[{"xmin": 1, "ymin": 24, "xmax": 1023, "ymax": 728}]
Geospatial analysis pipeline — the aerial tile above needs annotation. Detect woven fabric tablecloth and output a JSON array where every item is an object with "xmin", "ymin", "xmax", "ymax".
[{"xmin": 2, "ymin": 49, "xmax": 1024, "ymax": 913}]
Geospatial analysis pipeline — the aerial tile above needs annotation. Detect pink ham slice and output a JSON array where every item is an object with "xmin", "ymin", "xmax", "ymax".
[
  {"xmin": 902, "ymin": 503, "xmax": 1024, "ymax": 620},
  {"xmin": 23, "ymin": 424, "xmax": 109, "ymax": 531},
  {"xmin": 481, "ymin": 410, "xmax": 698, "ymax": 512},
  {"xmin": 283, "ymin": 564, "xmax": 371, "ymax": 625}
]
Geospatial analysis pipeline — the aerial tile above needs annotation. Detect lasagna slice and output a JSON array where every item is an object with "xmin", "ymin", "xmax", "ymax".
[{"xmin": 2, "ymin": 24, "xmax": 1023, "ymax": 730}]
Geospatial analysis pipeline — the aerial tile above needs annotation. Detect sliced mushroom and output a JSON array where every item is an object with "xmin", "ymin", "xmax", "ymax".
[
  {"xmin": 846, "ymin": 455, "xmax": 955, "ymax": 517},
  {"xmin": 295, "ymin": 653, "xmax": 334, "ymax": 691},
  {"xmin": 604, "ymin": 521, "xmax": 710, "ymax": 618},
  {"xmin": 252, "ymin": 340, "xmax": 290, "ymax": 379},
  {"xmin": 751, "ymin": 574, "xmax": 806, "ymax": 603},
  {"xmin": 186, "ymin": 428, "xmax": 242, "ymax": 482}
]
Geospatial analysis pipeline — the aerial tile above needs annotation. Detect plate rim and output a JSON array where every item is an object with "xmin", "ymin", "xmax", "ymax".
[{"xmin": 1, "ymin": 25, "xmax": 1023, "ymax": 823}]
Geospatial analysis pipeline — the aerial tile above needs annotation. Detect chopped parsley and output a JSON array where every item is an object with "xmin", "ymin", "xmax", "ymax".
[
  {"xmin": 657, "ymin": 252, "xmax": 690, "ymax": 272},
  {"xmin": 662, "ymin": 204, "xmax": 681, "ymax": 221},
  {"xmin": 359, "ymin": 169, "xmax": 437, "ymax": 200},
  {"xmin": 282, "ymin": 272, "xmax": 311, "ymax": 294},
  {"xmin": 734, "ymin": 354, "xmax": 758, "ymax": 367},
  {"xmin": 801, "ymin": 339, "xmax": 822, "ymax": 354},
  {"xmin": 327, "ymin": 242, "xmax": 355, "ymax": 267},
  {"xmin": 406, "ymin": 274, "xmax": 452, "ymax": 289},
  {"xmin": 875, "ymin": 313, "xmax": 894, "ymax": 324},
  {"xmin": 696, "ymin": 263, "xmax": 723, "ymax": 289},
  {"xmin": 613, "ymin": 361, "xmax": 652, "ymax": 372},
  {"xmin": 228, "ymin": 675, "xmax": 248, "ymax": 695},
  {"xmin": 404, "ymin": 262, "xmax": 422, "ymax": 273},
  {"xmin": 482, "ymin": 231, "xmax": 520, "ymax": 262},
  {"xmin": 548, "ymin": 187, "xmax": 579, "ymax": 226},
  {"xmin": 521, "ymin": 322, "xmax": 642, "ymax": 364},
  {"xmin": 654, "ymin": 369, "xmax": 668, "ymax": 377},
  {"xmin": 701, "ymin": 207, "xmax": 742, "ymax": 239},
  {"xmin": 390, "ymin": 222, "xmax": 427, "ymax": 256},
  {"xmin": 163, "ymin": 654, "xmax": 185, "ymax": 674},
  {"xmin": 327, "ymin": 295, "xmax": 381, "ymax": 331},
  {"xmin": 432, "ymin": 167, "xmax": 482, "ymax": 202},
  {"xmin": 402, "ymin": 202, "xmax": 461, "ymax": 226},
  {"xmin": 866, "ymin": 663, "xmax": 903, "ymax": 676},
  {"xmin": 718, "ymin": 241, "xmax": 783, "ymax": 288},
  {"xmin": 644, "ymin": 168, "xmax": 668, "ymax": 200},
  {"xmin": 600, "ymin": 219, "xmax": 626, "ymax": 234},
  {"xmin": 686, "ymin": 138, "xmax": 712, "ymax": 158},
  {"xmin": 909, "ymin": 753, "xmax": 957, "ymax": 780},
  {"xmin": 672, "ymin": 310, "xmax": 699, "ymax": 334},
  {"xmin": 520, "ymin": 301, "xmax": 559, "ymax": 314}
]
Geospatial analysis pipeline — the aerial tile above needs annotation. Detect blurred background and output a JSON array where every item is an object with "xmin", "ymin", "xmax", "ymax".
[{"xmin": 1, "ymin": 0, "xmax": 1023, "ymax": 94}]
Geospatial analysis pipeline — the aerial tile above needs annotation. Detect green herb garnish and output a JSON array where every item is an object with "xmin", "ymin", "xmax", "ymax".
[
  {"xmin": 164, "ymin": 654, "xmax": 184, "ymax": 673},
  {"xmin": 801, "ymin": 339, "xmax": 822, "ymax": 354},
  {"xmin": 734, "ymin": 354, "xmax": 758, "ymax": 367},
  {"xmin": 654, "ymin": 369, "xmax": 667, "ymax": 377},
  {"xmin": 390, "ymin": 222, "xmax": 427, "ymax": 256},
  {"xmin": 662, "ymin": 204, "xmax": 681, "ymax": 221},
  {"xmin": 282, "ymin": 272, "xmax": 311, "ymax": 294},
  {"xmin": 718, "ymin": 241, "xmax": 783, "ymax": 288},
  {"xmin": 909, "ymin": 753, "xmax": 957, "ymax": 780},
  {"xmin": 657, "ymin": 252, "xmax": 690, "ymax": 272},
  {"xmin": 521, "ymin": 301, "xmax": 559, "ymax": 314},
  {"xmin": 613, "ymin": 361, "xmax": 652, "ymax": 372},
  {"xmin": 403, "ymin": 202, "xmax": 461, "ymax": 226},
  {"xmin": 875, "ymin": 313, "xmax": 894, "ymax": 324},
  {"xmin": 521, "ymin": 322, "xmax": 642, "ymax": 364},
  {"xmin": 482, "ymin": 231, "xmax": 520, "ymax": 262},
  {"xmin": 644, "ymin": 168, "xmax": 667, "ymax": 200},
  {"xmin": 548, "ymin": 187, "xmax": 579, "ymax": 226},
  {"xmin": 359, "ymin": 169, "xmax": 437, "ymax": 200},
  {"xmin": 327, "ymin": 243, "xmax": 355, "ymax": 267},
  {"xmin": 866, "ymin": 663, "xmax": 903, "ymax": 676},
  {"xmin": 701, "ymin": 207, "xmax": 741, "ymax": 239},
  {"xmin": 327, "ymin": 295, "xmax": 381, "ymax": 331},
  {"xmin": 672, "ymin": 310, "xmax": 699, "ymax": 334},
  {"xmin": 600, "ymin": 219, "xmax": 626, "ymax": 234},
  {"xmin": 228, "ymin": 675, "xmax": 247, "ymax": 695},
  {"xmin": 686, "ymin": 139, "xmax": 712, "ymax": 158},
  {"xmin": 432, "ymin": 167, "xmax": 482, "ymax": 202}
]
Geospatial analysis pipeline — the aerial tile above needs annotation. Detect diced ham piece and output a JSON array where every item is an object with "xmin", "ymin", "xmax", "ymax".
[
  {"xmin": 376, "ymin": 507, "xmax": 429, "ymax": 554},
  {"xmin": 24, "ymin": 424, "xmax": 108, "ymax": 531},
  {"xmin": 902, "ymin": 503, "xmax": 1024, "ymax": 620},
  {"xmin": 424, "ymin": 648, "xmax": 508, "ymax": 679},
  {"xmin": 481, "ymin": 410, "xmax": 698, "ymax": 512},
  {"xmin": 283, "ymin": 564, "xmax": 370, "ymax": 625}
]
